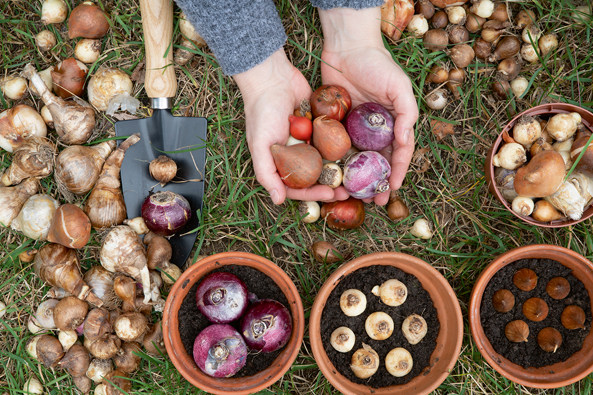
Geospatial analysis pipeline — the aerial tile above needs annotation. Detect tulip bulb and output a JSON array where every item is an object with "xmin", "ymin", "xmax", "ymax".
[
  {"xmin": 0, "ymin": 104, "xmax": 47, "ymax": 152},
  {"xmin": 410, "ymin": 218, "xmax": 433, "ymax": 239},
  {"xmin": 513, "ymin": 268, "xmax": 537, "ymax": 291},
  {"xmin": 22, "ymin": 63, "xmax": 96, "ymax": 145},
  {"xmin": 470, "ymin": 0, "xmax": 494, "ymax": 18},
  {"xmin": 380, "ymin": 0, "xmax": 415, "ymax": 39},
  {"xmin": 41, "ymin": 0, "xmax": 68, "ymax": 24},
  {"xmin": 538, "ymin": 34, "xmax": 558, "ymax": 56},
  {"xmin": 68, "ymin": 2, "xmax": 110, "ymax": 39},
  {"xmin": 75, "ymin": 39, "xmax": 102, "ymax": 64}
]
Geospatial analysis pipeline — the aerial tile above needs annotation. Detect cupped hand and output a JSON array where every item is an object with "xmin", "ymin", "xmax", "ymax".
[
  {"xmin": 319, "ymin": 7, "xmax": 419, "ymax": 206},
  {"xmin": 234, "ymin": 49, "xmax": 350, "ymax": 205}
]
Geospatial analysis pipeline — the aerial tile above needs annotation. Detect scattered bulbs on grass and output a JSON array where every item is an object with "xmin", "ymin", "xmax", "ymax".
[
  {"xmin": 311, "ymin": 241, "xmax": 342, "ymax": 263},
  {"xmin": 74, "ymin": 39, "xmax": 102, "ymax": 64},
  {"xmin": 299, "ymin": 201, "xmax": 320, "ymax": 223},
  {"xmin": 425, "ymin": 89, "xmax": 448, "ymax": 110},
  {"xmin": 41, "ymin": 0, "xmax": 67, "ymax": 24},
  {"xmin": 510, "ymin": 77, "xmax": 529, "ymax": 98},
  {"xmin": 35, "ymin": 30, "xmax": 56, "ymax": 52},
  {"xmin": 23, "ymin": 377, "xmax": 44, "ymax": 395},
  {"xmin": 0, "ymin": 104, "xmax": 47, "ymax": 152}
]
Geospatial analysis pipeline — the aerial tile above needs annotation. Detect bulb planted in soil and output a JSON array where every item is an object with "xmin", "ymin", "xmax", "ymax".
[
  {"xmin": 537, "ymin": 327, "xmax": 562, "ymax": 353},
  {"xmin": 330, "ymin": 326, "xmax": 355, "ymax": 353},
  {"xmin": 339, "ymin": 289, "xmax": 366, "ymax": 317},
  {"xmin": 350, "ymin": 343, "xmax": 379, "ymax": 379},
  {"xmin": 522, "ymin": 297, "xmax": 549, "ymax": 322},
  {"xmin": 561, "ymin": 305, "xmax": 586, "ymax": 330},
  {"xmin": 513, "ymin": 268, "xmax": 537, "ymax": 291},
  {"xmin": 492, "ymin": 289, "xmax": 515, "ymax": 313},
  {"xmin": 505, "ymin": 320, "xmax": 529, "ymax": 342},
  {"xmin": 365, "ymin": 312, "xmax": 394, "ymax": 341},
  {"xmin": 546, "ymin": 277, "xmax": 570, "ymax": 300}
]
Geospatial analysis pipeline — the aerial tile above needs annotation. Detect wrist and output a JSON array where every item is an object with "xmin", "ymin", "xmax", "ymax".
[
  {"xmin": 233, "ymin": 49, "xmax": 291, "ymax": 95},
  {"xmin": 318, "ymin": 7, "xmax": 383, "ymax": 52}
]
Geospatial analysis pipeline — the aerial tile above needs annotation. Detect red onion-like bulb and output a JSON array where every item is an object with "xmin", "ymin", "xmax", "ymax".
[
  {"xmin": 193, "ymin": 324, "xmax": 248, "ymax": 378},
  {"xmin": 141, "ymin": 191, "xmax": 191, "ymax": 236},
  {"xmin": 240, "ymin": 299, "xmax": 292, "ymax": 353},
  {"xmin": 196, "ymin": 272, "xmax": 248, "ymax": 324},
  {"xmin": 345, "ymin": 103, "xmax": 395, "ymax": 151},
  {"xmin": 343, "ymin": 151, "xmax": 392, "ymax": 199}
]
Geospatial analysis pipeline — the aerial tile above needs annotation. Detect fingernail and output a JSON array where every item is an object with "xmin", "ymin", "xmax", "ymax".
[
  {"xmin": 270, "ymin": 189, "xmax": 280, "ymax": 204},
  {"xmin": 403, "ymin": 129, "xmax": 412, "ymax": 145}
]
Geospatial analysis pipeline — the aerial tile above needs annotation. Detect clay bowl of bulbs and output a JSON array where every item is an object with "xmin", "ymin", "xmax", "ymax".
[
  {"xmin": 469, "ymin": 244, "xmax": 593, "ymax": 388},
  {"xmin": 309, "ymin": 252, "xmax": 463, "ymax": 395},
  {"xmin": 485, "ymin": 103, "xmax": 593, "ymax": 228},
  {"xmin": 162, "ymin": 252, "xmax": 305, "ymax": 395}
]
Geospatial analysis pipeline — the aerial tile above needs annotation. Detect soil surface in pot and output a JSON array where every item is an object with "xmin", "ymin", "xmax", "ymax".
[
  {"xmin": 320, "ymin": 265, "xmax": 439, "ymax": 388},
  {"xmin": 178, "ymin": 265, "xmax": 290, "ymax": 377},
  {"xmin": 480, "ymin": 258, "xmax": 591, "ymax": 368}
]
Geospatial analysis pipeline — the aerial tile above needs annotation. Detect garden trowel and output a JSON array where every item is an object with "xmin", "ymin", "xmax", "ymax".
[{"xmin": 115, "ymin": 0, "xmax": 207, "ymax": 268}]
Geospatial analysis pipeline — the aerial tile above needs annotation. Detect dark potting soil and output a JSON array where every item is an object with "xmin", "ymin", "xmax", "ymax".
[
  {"xmin": 177, "ymin": 265, "xmax": 290, "ymax": 378},
  {"xmin": 320, "ymin": 265, "xmax": 440, "ymax": 388},
  {"xmin": 480, "ymin": 258, "xmax": 591, "ymax": 369}
]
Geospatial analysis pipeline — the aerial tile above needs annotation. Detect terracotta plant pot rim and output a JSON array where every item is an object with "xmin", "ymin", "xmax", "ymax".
[
  {"xmin": 309, "ymin": 252, "xmax": 463, "ymax": 395},
  {"xmin": 162, "ymin": 252, "xmax": 305, "ymax": 395},
  {"xmin": 485, "ymin": 103, "xmax": 593, "ymax": 228},
  {"xmin": 469, "ymin": 244, "xmax": 593, "ymax": 388}
]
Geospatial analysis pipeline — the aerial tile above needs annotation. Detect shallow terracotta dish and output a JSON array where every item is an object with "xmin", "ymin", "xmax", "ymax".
[
  {"xmin": 484, "ymin": 102, "xmax": 593, "ymax": 227},
  {"xmin": 309, "ymin": 252, "xmax": 463, "ymax": 395},
  {"xmin": 469, "ymin": 244, "xmax": 593, "ymax": 388},
  {"xmin": 162, "ymin": 252, "xmax": 305, "ymax": 395}
]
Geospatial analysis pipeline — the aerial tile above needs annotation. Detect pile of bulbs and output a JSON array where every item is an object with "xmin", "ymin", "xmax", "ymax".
[
  {"xmin": 493, "ymin": 112, "xmax": 593, "ymax": 222},
  {"xmin": 330, "ymin": 279, "xmax": 429, "ymax": 379},
  {"xmin": 379, "ymin": 0, "xmax": 563, "ymax": 111},
  {"xmin": 24, "ymin": 227, "xmax": 174, "ymax": 394},
  {"xmin": 493, "ymin": 267, "xmax": 586, "ymax": 353}
]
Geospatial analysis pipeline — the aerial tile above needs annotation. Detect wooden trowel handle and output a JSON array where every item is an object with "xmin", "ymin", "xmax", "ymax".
[{"xmin": 140, "ymin": 0, "xmax": 177, "ymax": 98}]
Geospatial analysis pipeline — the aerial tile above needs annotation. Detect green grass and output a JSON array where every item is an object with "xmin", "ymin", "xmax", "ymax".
[{"xmin": 1, "ymin": 0, "xmax": 593, "ymax": 394}]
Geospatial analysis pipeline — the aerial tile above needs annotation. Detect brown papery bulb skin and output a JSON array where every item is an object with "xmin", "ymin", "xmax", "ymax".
[
  {"xmin": 449, "ymin": 44, "xmax": 474, "ymax": 68},
  {"xmin": 447, "ymin": 68, "xmax": 466, "ymax": 99},
  {"xmin": 465, "ymin": 13, "xmax": 486, "ymax": 33},
  {"xmin": 84, "ymin": 266, "xmax": 117, "ymax": 309},
  {"xmin": 423, "ymin": 29, "xmax": 449, "ymax": 52},
  {"xmin": 0, "ymin": 137, "xmax": 55, "ymax": 186},
  {"xmin": 113, "ymin": 342, "xmax": 141, "ymax": 373},
  {"xmin": 51, "ymin": 58, "xmax": 88, "ymax": 99},
  {"xmin": 505, "ymin": 320, "xmax": 529, "ymax": 342},
  {"xmin": 561, "ymin": 305, "xmax": 586, "ymax": 330},
  {"xmin": 0, "ymin": 104, "xmax": 47, "ymax": 153},
  {"xmin": 321, "ymin": 197, "xmax": 365, "ymax": 230},
  {"xmin": 85, "ymin": 134, "xmax": 140, "ymax": 230},
  {"xmin": 497, "ymin": 57, "xmax": 521, "ymax": 81},
  {"xmin": 473, "ymin": 38, "xmax": 492, "ymax": 59},
  {"xmin": 113, "ymin": 312, "xmax": 148, "ymax": 342},
  {"xmin": 513, "ymin": 268, "xmax": 537, "ymax": 291},
  {"xmin": 537, "ymin": 327, "xmax": 562, "ymax": 353},
  {"xmin": 59, "ymin": 344, "xmax": 91, "ymax": 377},
  {"xmin": 532, "ymin": 200, "xmax": 563, "ymax": 222},
  {"xmin": 448, "ymin": 25, "xmax": 469, "ymax": 44},
  {"xmin": 489, "ymin": 36, "xmax": 521, "ymax": 62},
  {"xmin": 47, "ymin": 204, "xmax": 92, "ymax": 249},
  {"xmin": 84, "ymin": 307, "xmax": 112, "ymax": 342},
  {"xmin": 514, "ymin": 150, "xmax": 565, "ymax": 197},
  {"xmin": 87, "ymin": 333, "xmax": 121, "ymax": 359},
  {"xmin": 55, "ymin": 141, "xmax": 116, "ymax": 195},
  {"xmin": 490, "ymin": 3, "xmax": 509, "ymax": 22},
  {"xmin": 104, "ymin": 370, "xmax": 131, "ymax": 395},
  {"xmin": 114, "ymin": 275, "xmax": 138, "ymax": 312},
  {"xmin": 149, "ymin": 155, "xmax": 177, "ymax": 187},
  {"xmin": 426, "ymin": 64, "xmax": 449, "ymax": 84},
  {"xmin": 380, "ymin": 0, "xmax": 415, "ymax": 40},
  {"xmin": 492, "ymin": 289, "xmax": 515, "ymax": 313},
  {"xmin": 53, "ymin": 296, "xmax": 89, "ymax": 331},
  {"xmin": 429, "ymin": 0, "xmax": 469, "ymax": 7},
  {"xmin": 146, "ymin": 235, "xmax": 173, "ymax": 270},
  {"xmin": 431, "ymin": 10, "xmax": 448, "ymax": 29},
  {"xmin": 530, "ymin": 138, "xmax": 553, "ymax": 157},
  {"xmin": 36, "ymin": 334, "xmax": 65, "ymax": 368},
  {"xmin": 570, "ymin": 134, "xmax": 593, "ymax": 173},
  {"xmin": 73, "ymin": 376, "xmax": 92, "ymax": 393},
  {"xmin": 387, "ymin": 195, "xmax": 409, "ymax": 221},
  {"xmin": 312, "ymin": 116, "xmax": 352, "ymax": 161},
  {"xmin": 68, "ymin": 2, "xmax": 110, "ymax": 39},
  {"xmin": 21, "ymin": 63, "xmax": 96, "ymax": 145},
  {"xmin": 415, "ymin": 0, "xmax": 435, "ymax": 19},
  {"xmin": 143, "ymin": 321, "xmax": 166, "ymax": 355},
  {"xmin": 546, "ymin": 277, "xmax": 570, "ymax": 300},
  {"xmin": 34, "ymin": 243, "xmax": 103, "ymax": 306},
  {"xmin": 270, "ymin": 144, "xmax": 323, "ymax": 189},
  {"xmin": 311, "ymin": 241, "xmax": 342, "ymax": 263},
  {"xmin": 515, "ymin": 9, "xmax": 536, "ymax": 29},
  {"xmin": 522, "ymin": 297, "xmax": 549, "ymax": 322}
]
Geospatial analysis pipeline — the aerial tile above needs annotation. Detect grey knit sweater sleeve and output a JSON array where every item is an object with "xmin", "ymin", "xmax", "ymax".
[
  {"xmin": 174, "ymin": 0, "xmax": 287, "ymax": 76},
  {"xmin": 174, "ymin": 0, "xmax": 383, "ymax": 76}
]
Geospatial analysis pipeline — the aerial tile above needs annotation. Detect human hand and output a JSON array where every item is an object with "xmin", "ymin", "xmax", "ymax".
[
  {"xmin": 234, "ymin": 49, "xmax": 350, "ymax": 205},
  {"xmin": 318, "ymin": 7, "xmax": 419, "ymax": 206}
]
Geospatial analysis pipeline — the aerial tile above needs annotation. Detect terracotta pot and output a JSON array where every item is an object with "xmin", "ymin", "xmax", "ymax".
[
  {"xmin": 162, "ymin": 252, "xmax": 305, "ymax": 395},
  {"xmin": 309, "ymin": 252, "xmax": 463, "ymax": 395},
  {"xmin": 484, "ymin": 103, "xmax": 593, "ymax": 227},
  {"xmin": 469, "ymin": 244, "xmax": 593, "ymax": 388}
]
